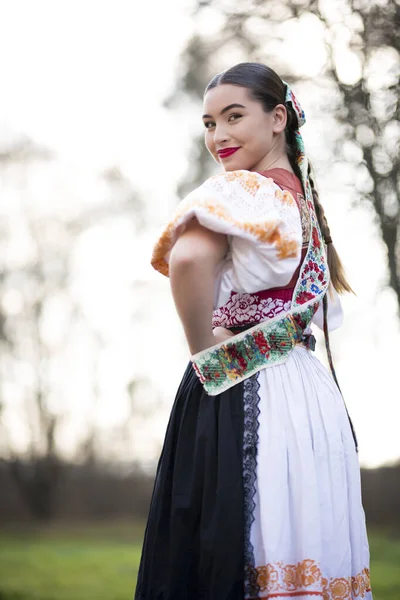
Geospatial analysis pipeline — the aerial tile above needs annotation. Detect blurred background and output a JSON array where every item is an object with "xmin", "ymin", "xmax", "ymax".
[{"xmin": 0, "ymin": 0, "xmax": 399, "ymax": 598}]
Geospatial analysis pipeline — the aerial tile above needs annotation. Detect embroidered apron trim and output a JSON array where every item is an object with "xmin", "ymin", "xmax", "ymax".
[{"xmin": 192, "ymin": 306, "xmax": 318, "ymax": 395}]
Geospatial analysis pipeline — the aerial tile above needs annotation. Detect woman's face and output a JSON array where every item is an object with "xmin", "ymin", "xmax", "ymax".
[{"xmin": 202, "ymin": 84, "xmax": 287, "ymax": 172}]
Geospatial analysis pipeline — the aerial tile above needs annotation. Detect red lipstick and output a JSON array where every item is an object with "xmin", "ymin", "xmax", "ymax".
[{"xmin": 217, "ymin": 147, "xmax": 241, "ymax": 159}]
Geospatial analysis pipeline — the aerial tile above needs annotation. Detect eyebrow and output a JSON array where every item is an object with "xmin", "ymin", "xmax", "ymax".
[{"xmin": 202, "ymin": 103, "xmax": 246, "ymax": 119}]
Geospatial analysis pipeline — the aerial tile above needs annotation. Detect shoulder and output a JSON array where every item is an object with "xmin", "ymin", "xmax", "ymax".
[
  {"xmin": 196, "ymin": 169, "xmax": 293, "ymax": 199},
  {"xmin": 151, "ymin": 170, "xmax": 302, "ymax": 277},
  {"xmin": 180, "ymin": 170, "xmax": 298, "ymax": 218}
]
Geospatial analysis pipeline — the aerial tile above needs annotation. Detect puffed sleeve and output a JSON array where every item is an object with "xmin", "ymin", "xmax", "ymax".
[{"xmin": 151, "ymin": 170, "xmax": 302, "ymax": 291}]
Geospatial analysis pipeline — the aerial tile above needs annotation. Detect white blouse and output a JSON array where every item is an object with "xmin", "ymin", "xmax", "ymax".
[{"xmin": 151, "ymin": 170, "xmax": 343, "ymax": 332}]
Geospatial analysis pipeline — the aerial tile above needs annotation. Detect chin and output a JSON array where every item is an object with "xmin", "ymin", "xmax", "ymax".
[{"xmin": 220, "ymin": 161, "xmax": 250, "ymax": 172}]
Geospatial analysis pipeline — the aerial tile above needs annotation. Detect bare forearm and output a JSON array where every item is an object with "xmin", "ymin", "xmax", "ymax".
[
  {"xmin": 170, "ymin": 257, "xmax": 216, "ymax": 354},
  {"xmin": 168, "ymin": 217, "xmax": 228, "ymax": 354}
]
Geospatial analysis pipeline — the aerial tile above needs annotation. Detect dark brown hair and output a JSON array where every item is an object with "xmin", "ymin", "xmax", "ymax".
[{"xmin": 206, "ymin": 62, "xmax": 353, "ymax": 295}]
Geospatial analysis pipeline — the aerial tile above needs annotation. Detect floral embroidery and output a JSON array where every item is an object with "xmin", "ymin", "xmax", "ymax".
[
  {"xmin": 312, "ymin": 226, "xmax": 321, "ymax": 249},
  {"xmin": 290, "ymin": 128, "xmax": 329, "ymax": 308},
  {"xmin": 212, "ymin": 291, "xmax": 292, "ymax": 328},
  {"xmin": 296, "ymin": 290, "xmax": 316, "ymax": 304},
  {"xmin": 192, "ymin": 305, "xmax": 316, "ymax": 395},
  {"xmin": 330, "ymin": 578, "xmax": 351, "ymax": 599},
  {"xmin": 283, "ymin": 564, "xmax": 298, "ymax": 590},
  {"xmin": 285, "ymin": 85, "xmax": 306, "ymax": 127},
  {"xmin": 292, "ymin": 196, "xmax": 327, "ymax": 306},
  {"xmin": 246, "ymin": 561, "xmax": 371, "ymax": 599},
  {"xmin": 351, "ymin": 571, "xmax": 370, "ymax": 597}
]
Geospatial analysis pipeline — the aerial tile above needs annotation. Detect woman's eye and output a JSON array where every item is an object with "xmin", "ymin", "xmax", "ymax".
[{"xmin": 203, "ymin": 114, "xmax": 241, "ymax": 129}]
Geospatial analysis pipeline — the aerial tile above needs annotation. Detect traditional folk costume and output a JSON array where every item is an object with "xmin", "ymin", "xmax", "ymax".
[{"xmin": 134, "ymin": 87, "xmax": 372, "ymax": 600}]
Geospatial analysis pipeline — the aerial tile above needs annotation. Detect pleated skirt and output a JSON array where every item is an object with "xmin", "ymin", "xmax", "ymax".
[{"xmin": 134, "ymin": 346, "xmax": 372, "ymax": 600}]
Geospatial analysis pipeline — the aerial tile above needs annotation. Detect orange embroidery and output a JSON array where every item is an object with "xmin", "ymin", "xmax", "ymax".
[
  {"xmin": 300, "ymin": 560, "xmax": 322, "ymax": 587},
  {"xmin": 224, "ymin": 170, "xmax": 261, "ymax": 195},
  {"xmin": 330, "ymin": 577, "xmax": 351, "ymax": 599},
  {"xmin": 277, "ymin": 237, "xmax": 299, "ymax": 260},
  {"xmin": 257, "ymin": 564, "xmax": 280, "ymax": 589},
  {"xmin": 283, "ymin": 564, "xmax": 298, "ymax": 590},
  {"xmin": 322, "ymin": 576, "xmax": 330, "ymax": 600},
  {"xmin": 282, "ymin": 190, "xmax": 297, "ymax": 207},
  {"xmin": 247, "ymin": 561, "xmax": 371, "ymax": 599},
  {"xmin": 351, "ymin": 569, "xmax": 369, "ymax": 597}
]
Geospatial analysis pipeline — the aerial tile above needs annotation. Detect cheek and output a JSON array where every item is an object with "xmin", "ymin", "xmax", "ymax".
[
  {"xmin": 205, "ymin": 132, "xmax": 216, "ymax": 153},
  {"xmin": 235, "ymin": 123, "xmax": 261, "ymax": 153},
  {"xmin": 247, "ymin": 117, "xmax": 270, "ymax": 140}
]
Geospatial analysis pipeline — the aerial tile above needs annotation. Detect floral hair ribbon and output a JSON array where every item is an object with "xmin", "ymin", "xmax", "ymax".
[
  {"xmin": 282, "ymin": 81, "xmax": 314, "ymax": 212},
  {"xmin": 283, "ymin": 82, "xmax": 306, "ymax": 128}
]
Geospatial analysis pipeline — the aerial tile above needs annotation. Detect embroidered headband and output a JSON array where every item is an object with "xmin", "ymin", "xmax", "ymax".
[{"xmin": 283, "ymin": 82, "xmax": 306, "ymax": 129}]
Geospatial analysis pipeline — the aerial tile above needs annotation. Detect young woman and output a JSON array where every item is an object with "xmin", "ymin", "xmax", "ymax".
[{"xmin": 135, "ymin": 63, "xmax": 372, "ymax": 600}]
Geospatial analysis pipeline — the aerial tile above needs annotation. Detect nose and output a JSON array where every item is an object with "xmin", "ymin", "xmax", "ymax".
[{"xmin": 213, "ymin": 123, "xmax": 229, "ymax": 146}]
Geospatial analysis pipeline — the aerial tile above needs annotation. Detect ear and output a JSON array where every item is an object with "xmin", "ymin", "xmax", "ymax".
[{"xmin": 272, "ymin": 104, "xmax": 287, "ymax": 134}]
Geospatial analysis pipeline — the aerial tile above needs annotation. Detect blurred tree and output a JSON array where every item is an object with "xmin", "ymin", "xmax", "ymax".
[
  {"xmin": 0, "ymin": 137, "xmax": 144, "ymax": 518},
  {"xmin": 167, "ymin": 0, "xmax": 400, "ymax": 311}
]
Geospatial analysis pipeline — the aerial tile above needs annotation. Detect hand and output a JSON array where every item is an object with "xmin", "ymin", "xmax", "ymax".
[{"xmin": 212, "ymin": 326, "xmax": 235, "ymax": 344}]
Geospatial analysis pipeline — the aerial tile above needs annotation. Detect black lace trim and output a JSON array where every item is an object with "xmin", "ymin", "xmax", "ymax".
[{"xmin": 243, "ymin": 373, "xmax": 261, "ymax": 598}]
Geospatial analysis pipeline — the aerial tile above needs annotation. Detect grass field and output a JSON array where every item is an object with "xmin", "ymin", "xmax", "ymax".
[{"xmin": 0, "ymin": 522, "xmax": 399, "ymax": 599}]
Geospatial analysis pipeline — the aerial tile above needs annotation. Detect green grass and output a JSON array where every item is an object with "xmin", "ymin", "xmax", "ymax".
[
  {"xmin": 368, "ymin": 528, "xmax": 400, "ymax": 600},
  {"xmin": 0, "ymin": 521, "xmax": 143, "ymax": 600},
  {"xmin": 0, "ymin": 522, "xmax": 398, "ymax": 599}
]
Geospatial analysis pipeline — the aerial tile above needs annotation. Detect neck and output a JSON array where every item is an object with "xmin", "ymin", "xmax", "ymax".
[
  {"xmin": 250, "ymin": 135, "xmax": 294, "ymax": 174},
  {"xmin": 251, "ymin": 154, "xmax": 294, "ymax": 174}
]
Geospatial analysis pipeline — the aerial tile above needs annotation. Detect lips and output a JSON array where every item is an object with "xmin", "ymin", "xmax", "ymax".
[{"xmin": 217, "ymin": 147, "xmax": 241, "ymax": 159}]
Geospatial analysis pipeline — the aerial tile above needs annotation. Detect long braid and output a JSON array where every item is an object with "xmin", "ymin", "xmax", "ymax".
[{"xmin": 307, "ymin": 163, "xmax": 354, "ymax": 295}]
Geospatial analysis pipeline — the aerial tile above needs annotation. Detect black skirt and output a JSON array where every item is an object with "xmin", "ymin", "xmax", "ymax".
[{"xmin": 134, "ymin": 360, "xmax": 261, "ymax": 600}]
